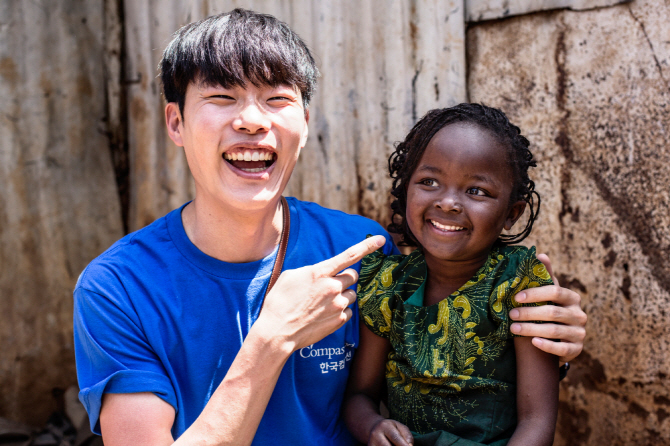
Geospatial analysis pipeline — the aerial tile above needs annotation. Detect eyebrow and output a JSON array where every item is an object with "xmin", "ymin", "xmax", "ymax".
[
  {"xmin": 414, "ymin": 165, "xmax": 442, "ymax": 174},
  {"xmin": 415, "ymin": 165, "xmax": 497, "ymax": 184},
  {"xmin": 465, "ymin": 173, "xmax": 496, "ymax": 184}
]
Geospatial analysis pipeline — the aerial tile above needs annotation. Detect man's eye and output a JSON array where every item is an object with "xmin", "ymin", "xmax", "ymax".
[
  {"xmin": 210, "ymin": 95, "xmax": 234, "ymax": 100},
  {"xmin": 466, "ymin": 187, "xmax": 486, "ymax": 196},
  {"xmin": 268, "ymin": 96, "xmax": 292, "ymax": 102}
]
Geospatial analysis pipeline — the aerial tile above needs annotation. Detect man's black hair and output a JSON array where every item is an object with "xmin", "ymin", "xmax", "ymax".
[
  {"xmin": 160, "ymin": 8, "xmax": 319, "ymax": 115},
  {"xmin": 388, "ymin": 103, "xmax": 541, "ymax": 246}
]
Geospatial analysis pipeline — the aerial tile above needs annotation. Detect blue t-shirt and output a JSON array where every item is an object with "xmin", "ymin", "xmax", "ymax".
[{"xmin": 73, "ymin": 197, "xmax": 397, "ymax": 445}]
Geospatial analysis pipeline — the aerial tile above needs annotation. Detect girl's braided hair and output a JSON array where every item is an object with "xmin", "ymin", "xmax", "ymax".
[{"xmin": 388, "ymin": 103, "xmax": 541, "ymax": 246}]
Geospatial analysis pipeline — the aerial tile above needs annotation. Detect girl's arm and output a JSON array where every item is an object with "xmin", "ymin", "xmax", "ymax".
[
  {"xmin": 344, "ymin": 324, "xmax": 413, "ymax": 446},
  {"xmin": 508, "ymin": 337, "xmax": 559, "ymax": 446}
]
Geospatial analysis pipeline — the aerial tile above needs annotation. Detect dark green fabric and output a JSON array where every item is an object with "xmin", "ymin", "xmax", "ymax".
[
  {"xmin": 357, "ymin": 245, "xmax": 552, "ymax": 444},
  {"xmin": 412, "ymin": 430, "xmax": 510, "ymax": 446}
]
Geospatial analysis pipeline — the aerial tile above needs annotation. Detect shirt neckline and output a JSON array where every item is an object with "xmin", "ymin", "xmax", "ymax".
[{"xmin": 165, "ymin": 200, "xmax": 298, "ymax": 280}]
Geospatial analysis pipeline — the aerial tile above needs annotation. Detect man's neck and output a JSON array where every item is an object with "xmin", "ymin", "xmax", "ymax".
[{"xmin": 181, "ymin": 197, "xmax": 284, "ymax": 263}]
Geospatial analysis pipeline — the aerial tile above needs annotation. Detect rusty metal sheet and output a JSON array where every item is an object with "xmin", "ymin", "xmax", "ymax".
[
  {"xmin": 467, "ymin": 0, "xmax": 670, "ymax": 443},
  {"xmin": 466, "ymin": 0, "xmax": 633, "ymax": 22},
  {"xmin": 0, "ymin": 0, "xmax": 123, "ymax": 425}
]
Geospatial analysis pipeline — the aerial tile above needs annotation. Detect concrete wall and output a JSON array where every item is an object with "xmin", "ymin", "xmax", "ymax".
[{"xmin": 467, "ymin": 0, "xmax": 670, "ymax": 443}]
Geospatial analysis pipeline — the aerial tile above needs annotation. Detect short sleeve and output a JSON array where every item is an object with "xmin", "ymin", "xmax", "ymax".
[
  {"xmin": 357, "ymin": 249, "xmax": 400, "ymax": 338},
  {"xmin": 74, "ymin": 279, "xmax": 176, "ymax": 434},
  {"xmin": 488, "ymin": 246, "xmax": 554, "ymax": 339}
]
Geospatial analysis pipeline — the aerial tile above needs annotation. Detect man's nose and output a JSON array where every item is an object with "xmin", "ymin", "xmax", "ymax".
[{"xmin": 233, "ymin": 103, "xmax": 270, "ymax": 134}]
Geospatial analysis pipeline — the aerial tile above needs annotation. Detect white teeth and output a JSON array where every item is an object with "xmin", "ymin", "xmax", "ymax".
[
  {"xmin": 431, "ymin": 220, "xmax": 465, "ymax": 231},
  {"xmin": 224, "ymin": 150, "xmax": 274, "ymax": 162},
  {"xmin": 240, "ymin": 167, "xmax": 266, "ymax": 173}
]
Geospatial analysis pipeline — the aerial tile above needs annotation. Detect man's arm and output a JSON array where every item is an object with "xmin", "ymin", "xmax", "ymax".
[
  {"xmin": 101, "ymin": 393, "xmax": 175, "ymax": 446},
  {"xmin": 509, "ymin": 254, "xmax": 587, "ymax": 364},
  {"xmin": 98, "ymin": 235, "xmax": 387, "ymax": 446}
]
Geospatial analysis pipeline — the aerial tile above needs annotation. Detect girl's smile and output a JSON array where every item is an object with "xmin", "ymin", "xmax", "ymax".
[{"xmin": 406, "ymin": 123, "xmax": 526, "ymax": 271}]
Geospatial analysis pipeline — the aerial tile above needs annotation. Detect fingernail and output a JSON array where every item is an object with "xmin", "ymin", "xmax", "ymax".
[
  {"xmin": 515, "ymin": 292, "xmax": 526, "ymax": 302},
  {"xmin": 510, "ymin": 323, "xmax": 520, "ymax": 334},
  {"xmin": 509, "ymin": 309, "xmax": 519, "ymax": 319}
]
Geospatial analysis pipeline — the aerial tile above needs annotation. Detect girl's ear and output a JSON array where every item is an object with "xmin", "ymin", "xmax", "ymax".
[{"xmin": 504, "ymin": 201, "xmax": 527, "ymax": 231}]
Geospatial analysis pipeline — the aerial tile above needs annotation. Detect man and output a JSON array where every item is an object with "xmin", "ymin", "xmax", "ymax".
[{"xmin": 74, "ymin": 9, "xmax": 586, "ymax": 446}]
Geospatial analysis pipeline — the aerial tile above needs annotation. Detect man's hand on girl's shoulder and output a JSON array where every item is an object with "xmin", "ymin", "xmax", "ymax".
[{"xmin": 509, "ymin": 254, "xmax": 587, "ymax": 364}]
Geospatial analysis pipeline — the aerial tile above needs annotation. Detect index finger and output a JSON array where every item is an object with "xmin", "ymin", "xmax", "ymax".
[
  {"xmin": 515, "ymin": 284, "xmax": 581, "ymax": 306},
  {"xmin": 316, "ymin": 235, "xmax": 386, "ymax": 276}
]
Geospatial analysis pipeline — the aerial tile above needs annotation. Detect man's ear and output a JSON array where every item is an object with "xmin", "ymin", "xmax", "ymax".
[
  {"xmin": 504, "ymin": 201, "xmax": 527, "ymax": 230},
  {"xmin": 165, "ymin": 102, "xmax": 184, "ymax": 147}
]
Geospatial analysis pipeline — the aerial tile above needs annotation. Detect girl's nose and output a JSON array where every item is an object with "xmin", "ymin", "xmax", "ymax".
[{"xmin": 435, "ymin": 194, "xmax": 463, "ymax": 213}]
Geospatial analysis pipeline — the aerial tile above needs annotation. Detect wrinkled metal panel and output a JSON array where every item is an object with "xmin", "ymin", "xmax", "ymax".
[
  {"xmin": 468, "ymin": 0, "xmax": 670, "ymax": 443},
  {"xmin": 0, "ymin": 0, "xmax": 123, "ymax": 425},
  {"xmin": 123, "ymin": 0, "xmax": 466, "ymax": 229},
  {"xmin": 466, "ymin": 0, "xmax": 633, "ymax": 22}
]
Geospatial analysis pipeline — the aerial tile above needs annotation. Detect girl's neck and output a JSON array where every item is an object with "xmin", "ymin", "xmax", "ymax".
[{"xmin": 422, "ymin": 250, "xmax": 492, "ymax": 307}]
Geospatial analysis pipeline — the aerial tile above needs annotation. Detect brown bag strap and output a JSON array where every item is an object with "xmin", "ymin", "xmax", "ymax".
[{"xmin": 263, "ymin": 196, "xmax": 290, "ymax": 301}]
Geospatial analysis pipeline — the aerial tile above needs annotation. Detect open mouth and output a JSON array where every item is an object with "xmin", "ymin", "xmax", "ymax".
[
  {"xmin": 223, "ymin": 150, "xmax": 276, "ymax": 173},
  {"xmin": 430, "ymin": 220, "xmax": 466, "ymax": 232}
]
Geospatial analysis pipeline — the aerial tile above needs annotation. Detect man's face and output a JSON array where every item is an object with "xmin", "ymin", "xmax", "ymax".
[{"xmin": 165, "ymin": 80, "xmax": 309, "ymax": 212}]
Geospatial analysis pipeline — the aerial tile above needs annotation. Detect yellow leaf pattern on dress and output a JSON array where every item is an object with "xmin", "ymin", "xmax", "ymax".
[
  {"xmin": 453, "ymin": 296, "xmax": 471, "ymax": 318},
  {"xmin": 428, "ymin": 300, "xmax": 450, "ymax": 345},
  {"xmin": 381, "ymin": 263, "xmax": 398, "ymax": 287},
  {"xmin": 379, "ymin": 297, "xmax": 392, "ymax": 333},
  {"xmin": 533, "ymin": 263, "xmax": 551, "ymax": 281}
]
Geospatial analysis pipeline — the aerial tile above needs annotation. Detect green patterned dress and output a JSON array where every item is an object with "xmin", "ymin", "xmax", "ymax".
[{"xmin": 357, "ymin": 244, "xmax": 553, "ymax": 445}]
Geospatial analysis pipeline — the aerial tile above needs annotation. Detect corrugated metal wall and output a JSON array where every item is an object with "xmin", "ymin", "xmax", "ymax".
[{"xmin": 0, "ymin": 0, "xmax": 123, "ymax": 424}]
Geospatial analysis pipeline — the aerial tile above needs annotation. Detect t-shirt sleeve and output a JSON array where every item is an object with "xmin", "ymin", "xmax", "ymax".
[
  {"xmin": 488, "ymin": 246, "xmax": 554, "ymax": 339},
  {"xmin": 357, "ymin": 249, "xmax": 398, "ymax": 338},
  {"xmin": 73, "ymin": 271, "xmax": 176, "ymax": 434}
]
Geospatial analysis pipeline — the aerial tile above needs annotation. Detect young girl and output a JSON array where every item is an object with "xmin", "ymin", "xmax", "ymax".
[{"xmin": 344, "ymin": 104, "xmax": 558, "ymax": 446}]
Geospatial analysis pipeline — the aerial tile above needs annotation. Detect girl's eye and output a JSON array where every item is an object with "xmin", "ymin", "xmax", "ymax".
[
  {"xmin": 466, "ymin": 187, "xmax": 487, "ymax": 196},
  {"xmin": 420, "ymin": 179, "xmax": 438, "ymax": 187}
]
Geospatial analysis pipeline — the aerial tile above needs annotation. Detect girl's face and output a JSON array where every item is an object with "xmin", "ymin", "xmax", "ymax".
[{"xmin": 406, "ymin": 123, "xmax": 526, "ymax": 266}]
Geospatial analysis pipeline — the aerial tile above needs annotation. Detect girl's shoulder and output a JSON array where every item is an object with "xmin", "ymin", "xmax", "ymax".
[
  {"xmin": 359, "ymin": 248, "xmax": 424, "ymax": 290},
  {"xmin": 487, "ymin": 244, "xmax": 551, "ymax": 285}
]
